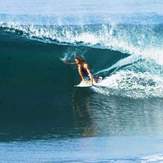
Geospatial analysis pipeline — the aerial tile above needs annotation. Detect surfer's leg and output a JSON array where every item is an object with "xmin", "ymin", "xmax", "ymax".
[
  {"xmin": 77, "ymin": 67, "xmax": 84, "ymax": 81},
  {"xmin": 87, "ymin": 72, "xmax": 96, "ymax": 84},
  {"xmin": 92, "ymin": 77, "xmax": 96, "ymax": 84}
]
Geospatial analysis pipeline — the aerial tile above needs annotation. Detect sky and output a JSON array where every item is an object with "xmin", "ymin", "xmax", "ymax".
[{"xmin": 0, "ymin": 0, "xmax": 162, "ymax": 16}]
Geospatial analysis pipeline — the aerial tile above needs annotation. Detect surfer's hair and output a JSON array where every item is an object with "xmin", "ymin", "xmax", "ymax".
[{"xmin": 75, "ymin": 55, "xmax": 86, "ymax": 63}]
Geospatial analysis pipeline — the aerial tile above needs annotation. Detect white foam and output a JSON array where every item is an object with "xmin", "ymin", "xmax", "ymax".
[
  {"xmin": 93, "ymin": 70, "xmax": 163, "ymax": 98},
  {"xmin": 142, "ymin": 154, "xmax": 163, "ymax": 162}
]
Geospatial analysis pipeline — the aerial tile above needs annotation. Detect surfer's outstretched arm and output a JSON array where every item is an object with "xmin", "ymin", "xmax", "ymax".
[{"xmin": 63, "ymin": 60, "xmax": 76, "ymax": 64}]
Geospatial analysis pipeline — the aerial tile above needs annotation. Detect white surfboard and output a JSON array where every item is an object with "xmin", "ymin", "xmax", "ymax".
[
  {"xmin": 74, "ymin": 77, "xmax": 103, "ymax": 88},
  {"xmin": 74, "ymin": 80, "xmax": 93, "ymax": 87}
]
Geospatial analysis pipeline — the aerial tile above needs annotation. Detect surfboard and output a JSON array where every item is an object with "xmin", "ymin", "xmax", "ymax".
[
  {"xmin": 74, "ymin": 80, "xmax": 93, "ymax": 87},
  {"xmin": 74, "ymin": 77, "xmax": 102, "ymax": 88}
]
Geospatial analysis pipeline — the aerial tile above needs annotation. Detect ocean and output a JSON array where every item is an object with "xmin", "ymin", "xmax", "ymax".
[{"xmin": 0, "ymin": 0, "xmax": 163, "ymax": 162}]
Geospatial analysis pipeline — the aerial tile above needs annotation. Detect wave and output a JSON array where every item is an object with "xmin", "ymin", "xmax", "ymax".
[{"xmin": 1, "ymin": 21, "xmax": 163, "ymax": 99}]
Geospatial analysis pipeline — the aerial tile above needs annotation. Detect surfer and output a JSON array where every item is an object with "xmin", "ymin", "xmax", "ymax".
[
  {"xmin": 64, "ymin": 55, "xmax": 96, "ymax": 84},
  {"xmin": 75, "ymin": 56, "xmax": 96, "ymax": 84}
]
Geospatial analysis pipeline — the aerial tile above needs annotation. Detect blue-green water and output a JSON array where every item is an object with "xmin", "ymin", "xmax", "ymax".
[{"xmin": 1, "ymin": 0, "xmax": 163, "ymax": 162}]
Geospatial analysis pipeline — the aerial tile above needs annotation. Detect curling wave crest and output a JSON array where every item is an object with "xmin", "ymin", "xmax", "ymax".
[{"xmin": 1, "ymin": 22, "xmax": 163, "ymax": 64}]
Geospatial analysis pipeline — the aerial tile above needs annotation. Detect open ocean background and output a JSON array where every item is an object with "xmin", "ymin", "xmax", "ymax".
[{"xmin": 0, "ymin": 0, "xmax": 163, "ymax": 162}]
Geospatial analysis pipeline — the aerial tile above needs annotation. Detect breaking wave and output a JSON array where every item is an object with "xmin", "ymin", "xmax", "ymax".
[{"xmin": 0, "ymin": 19, "xmax": 163, "ymax": 99}]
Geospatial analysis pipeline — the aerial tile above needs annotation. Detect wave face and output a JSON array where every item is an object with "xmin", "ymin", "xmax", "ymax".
[{"xmin": 0, "ymin": 16, "xmax": 163, "ymax": 99}]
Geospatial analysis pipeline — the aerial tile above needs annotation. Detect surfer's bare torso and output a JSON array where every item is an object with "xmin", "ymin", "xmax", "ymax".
[{"xmin": 75, "ymin": 57, "xmax": 95, "ymax": 84}]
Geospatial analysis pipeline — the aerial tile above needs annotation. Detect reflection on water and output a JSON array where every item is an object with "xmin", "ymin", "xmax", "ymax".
[
  {"xmin": 73, "ymin": 89, "xmax": 163, "ymax": 137},
  {"xmin": 0, "ymin": 88, "xmax": 163, "ymax": 140}
]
